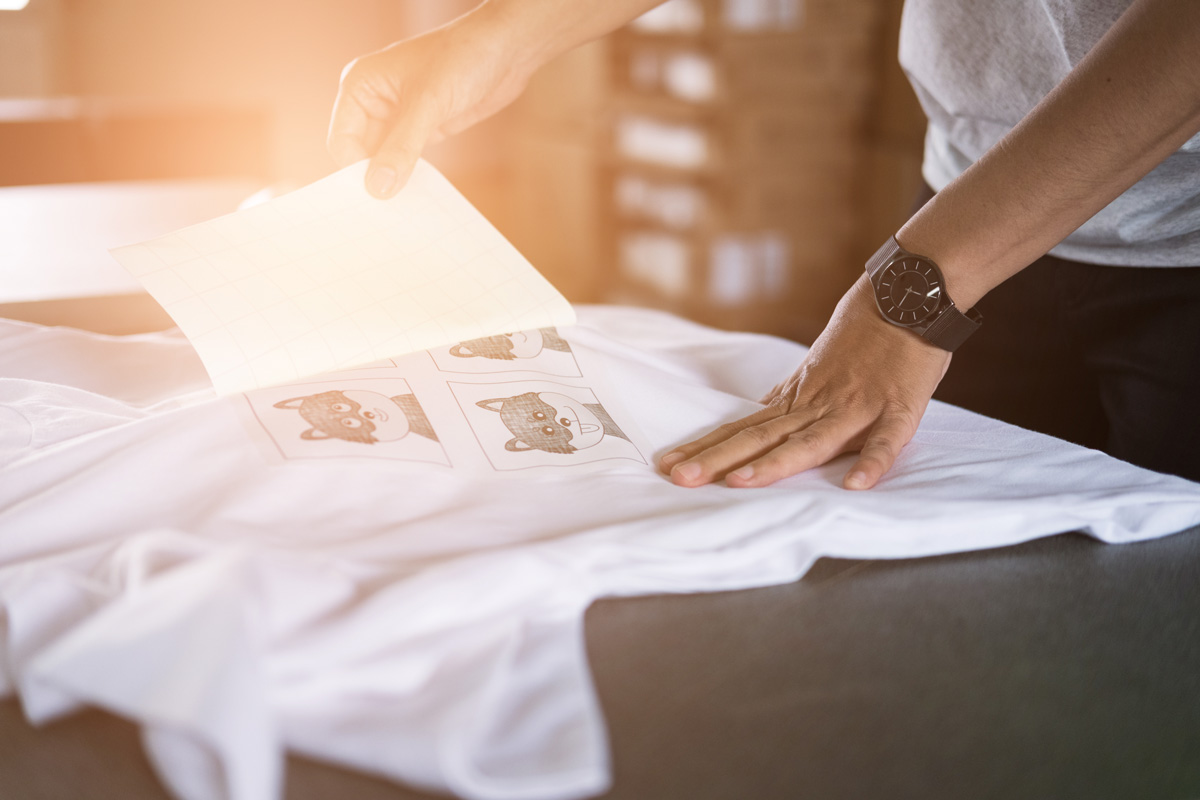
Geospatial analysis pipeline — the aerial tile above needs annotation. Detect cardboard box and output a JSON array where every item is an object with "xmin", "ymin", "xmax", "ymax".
[
  {"xmin": 609, "ymin": 220, "xmax": 858, "ymax": 340},
  {"xmin": 608, "ymin": 167, "xmax": 860, "ymax": 236},
  {"xmin": 610, "ymin": 96, "xmax": 872, "ymax": 174},
  {"xmin": 628, "ymin": 0, "xmax": 883, "ymax": 39},
  {"xmin": 612, "ymin": 27, "xmax": 878, "ymax": 107}
]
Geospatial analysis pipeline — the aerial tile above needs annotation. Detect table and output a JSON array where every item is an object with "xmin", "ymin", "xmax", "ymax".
[
  {"xmin": 0, "ymin": 179, "xmax": 260, "ymax": 333},
  {"xmin": 3, "ymin": 528, "xmax": 1198, "ymax": 799}
]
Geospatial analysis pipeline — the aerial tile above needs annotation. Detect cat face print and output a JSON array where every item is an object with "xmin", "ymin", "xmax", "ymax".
[
  {"xmin": 476, "ymin": 391, "xmax": 606, "ymax": 454},
  {"xmin": 449, "ymin": 327, "xmax": 571, "ymax": 361},
  {"xmin": 274, "ymin": 389, "xmax": 429, "ymax": 444},
  {"xmin": 451, "ymin": 330, "xmax": 543, "ymax": 361}
]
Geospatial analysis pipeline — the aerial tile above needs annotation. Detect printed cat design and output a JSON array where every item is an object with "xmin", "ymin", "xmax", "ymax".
[
  {"xmin": 274, "ymin": 390, "xmax": 438, "ymax": 444},
  {"xmin": 450, "ymin": 327, "xmax": 571, "ymax": 361},
  {"xmin": 476, "ymin": 391, "xmax": 628, "ymax": 454}
]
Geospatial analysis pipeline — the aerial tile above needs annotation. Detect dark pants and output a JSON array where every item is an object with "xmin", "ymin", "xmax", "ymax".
[{"xmin": 925, "ymin": 209, "xmax": 1200, "ymax": 483}]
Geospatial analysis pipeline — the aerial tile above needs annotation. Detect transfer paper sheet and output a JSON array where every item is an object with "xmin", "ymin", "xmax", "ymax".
[{"xmin": 109, "ymin": 160, "xmax": 575, "ymax": 395}]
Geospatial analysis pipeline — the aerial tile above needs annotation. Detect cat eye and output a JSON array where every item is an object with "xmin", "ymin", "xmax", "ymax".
[
  {"xmin": 341, "ymin": 418, "xmax": 362, "ymax": 428},
  {"xmin": 533, "ymin": 411, "xmax": 546, "ymax": 420},
  {"xmin": 542, "ymin": 426, "xmax": 555, "ymax": 436},
  {"xmin": 332, "ymin": 403, "xmax": 351, "ymax": 412}
]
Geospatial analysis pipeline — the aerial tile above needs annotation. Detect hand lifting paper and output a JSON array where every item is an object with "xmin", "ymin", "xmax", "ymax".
[{"xmin": 109, "ymin": 160, "xmax": 575, "ymax": 395}]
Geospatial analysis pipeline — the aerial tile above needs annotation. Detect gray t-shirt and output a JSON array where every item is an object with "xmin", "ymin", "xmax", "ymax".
[{"xmin": 899, "ymin": 0, "xmax": 1200, "ymax": 266}]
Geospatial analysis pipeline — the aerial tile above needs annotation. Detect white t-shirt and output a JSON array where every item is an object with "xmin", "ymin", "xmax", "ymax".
[
  {"xmin": 900, "ymin": 0, "xmax": 1200, "ymax": 266},
  {"xmin": 2, "ymin": 307, "xmax": 1198, "ymax": 800}
]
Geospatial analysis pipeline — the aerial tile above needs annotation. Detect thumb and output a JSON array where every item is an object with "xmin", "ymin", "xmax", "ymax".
[{"xmin": 365, "ymin": 103, "xmax": 438, "ymax": 200}]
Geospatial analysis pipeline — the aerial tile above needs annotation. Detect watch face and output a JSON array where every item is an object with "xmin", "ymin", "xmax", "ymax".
[{"xmin": 876, "ymin": 257, "xmax": 944, "ymax": 326}]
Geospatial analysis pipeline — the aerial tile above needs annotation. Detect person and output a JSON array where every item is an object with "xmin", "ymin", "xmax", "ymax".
[{"xmin": 327, "ymin": 0, "xmax": 1200, "ymax": 487}]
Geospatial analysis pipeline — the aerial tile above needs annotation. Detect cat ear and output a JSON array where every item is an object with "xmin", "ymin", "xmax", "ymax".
[
  {"xmin": 477, "ymin": 398, "xmax": 505, "ymax": 413},
  {"xmin": 300, "ymin": 427, "xmax": 330, "ymax": 440},
  {"xmin": 505, "ymin": 438, "xmax": 533, "ymax": 452},
  {"xmin": 450, "ymin": 344, "xmax": 476, "ymax": 358},
  {"xmin": 541, "ymin": 327, "xmax": 571, "ymax": 353},
  {"xmin": 274, "ymin": 397, "xmax": 306, "ymax": 409}
]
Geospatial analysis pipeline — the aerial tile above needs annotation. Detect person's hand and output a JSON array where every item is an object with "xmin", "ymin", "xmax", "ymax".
[
  {"xmin": 659, "ymin": 276, "xmax": 952, "ymax": 490},
  {"xmin": 328, "ymin": 11, "xmax": 535, "ymax": 198}
]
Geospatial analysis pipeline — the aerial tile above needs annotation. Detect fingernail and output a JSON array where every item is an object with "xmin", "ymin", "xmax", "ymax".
[
  {"xmin": 846, "ymin": 471, "xmax": 869, "ymax": 490},
  {"xmin": 660, "ymin": 451, "xmax": 685, "ymax": 469},
  {"xmin": 729, "ymin": 465, "xmax": 754, "ymax": 483},
  {"xmin": 673, "ymin": 462, "xmax": 701, "ymax": 483},
  {"xmin": 367, "ymin": 166, "xmax": 398, "ymax": 198}
]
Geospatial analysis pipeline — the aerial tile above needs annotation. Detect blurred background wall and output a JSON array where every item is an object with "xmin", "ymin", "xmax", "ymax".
[{"xmin": 0, "ymin": 0, "xmax": 925, "ymax": 343}]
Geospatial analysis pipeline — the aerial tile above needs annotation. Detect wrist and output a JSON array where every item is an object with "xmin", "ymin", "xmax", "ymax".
[
  {"xmin": 464, "ymin": 1, "xmax": 563, "ymax": 84},
  {"xmin": 895, "ymin": 183, "xmax": 1017, "ymax": 310},
  {"xmin": 843, "ymin": 275, "xmax": 954, "ymax": 359},
  {"xmin": 893, "ymin": 231, "xmax": 989, "ymax": 311}
]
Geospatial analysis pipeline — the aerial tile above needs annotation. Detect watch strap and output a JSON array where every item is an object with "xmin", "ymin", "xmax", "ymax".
[
  {"xmin": 865, "ymin": 236, "xmax": 900, "ymax": 281},
  {"xmin": 922, "ymin": 303, "xmax": 983, "ymax": 352}
]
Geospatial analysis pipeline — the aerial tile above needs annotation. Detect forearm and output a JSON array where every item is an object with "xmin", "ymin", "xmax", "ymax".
[
  {"xmin": 471, "ymin": 0, "xmax": 664, "ymax": 79},
  {"xmin": 899, "ymin": 0, "xmax": 1200, "ymax": 308}
]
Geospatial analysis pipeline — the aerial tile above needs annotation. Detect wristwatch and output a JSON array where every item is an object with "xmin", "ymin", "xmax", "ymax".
[{"xmin": 864, "ymin": 236, "xmax": 982, "ymax": 352}]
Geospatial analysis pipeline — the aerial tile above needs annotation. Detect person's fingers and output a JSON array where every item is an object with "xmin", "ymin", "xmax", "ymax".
[
  {"xmin": 667, "ymin": 409, "xmax": 818, "ymax": 487},
  {"xmin": 365, "ymin": 100, "xmax": 439, "ymax": 199},
  {"xmin": 758, "ymin": 380, "xmax": 787, "ymax": 405},
  {"xmin": 658, "ymin": 402, "xmax": 788, "ymax": 473},
  {"xmin": 725, "ymin": 416, "xmax": 855, "ymax": 488},
  {"xmin": 360, "ymin": 116, "xmax": 391, "ymax": 161},
  {"xmin": 327, "ymin": 60, "xmax": 376, "ymax": 167},
  {"xmin": 843, "ymin": 411, "xmax": 918, "ymax": 490},
  {"xmin": 327, "ymin": 95, "xmax": 371, "ymax": 167}
]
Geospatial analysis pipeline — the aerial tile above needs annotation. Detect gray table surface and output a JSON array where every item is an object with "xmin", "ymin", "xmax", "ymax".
[{"xmin": 4, "ymin": 526, "xmax": 1199, "ymax": 800}]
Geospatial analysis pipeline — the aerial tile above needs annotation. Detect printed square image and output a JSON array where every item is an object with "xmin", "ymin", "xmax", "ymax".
[
  {"xmin": 449, "ymin": 379, "xmax": 645, "ymax": 471},
  {"xmin": 429, "ymin": 327, "xmax": 581, "ymax": 377},
  {"xmin": 245, "ymin": 377, "xmax": 449, "ymax": 464}
]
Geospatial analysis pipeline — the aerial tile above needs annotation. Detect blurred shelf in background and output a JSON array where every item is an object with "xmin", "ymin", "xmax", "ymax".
[
  {"xmin": 601, "ymin": 0, "xmax": 919, "ymax": 342},
  {"xmin": 468, "ymin": 0, "xmax": 927, "ymax": 345}
]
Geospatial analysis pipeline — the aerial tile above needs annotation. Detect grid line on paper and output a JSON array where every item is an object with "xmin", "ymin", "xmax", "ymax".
[{"xmin": 111, "ymin": 160, "xmax": 575, "ymax": 395}]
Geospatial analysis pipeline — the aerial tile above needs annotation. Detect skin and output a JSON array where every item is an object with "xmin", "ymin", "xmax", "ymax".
[
  {"xmin": 327, "ymin": 0, "xmax": 664, "ymax": 196},
  {"xmin": 329, "ymin": 0, "xmax": 1200, "ymax": 489}
]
